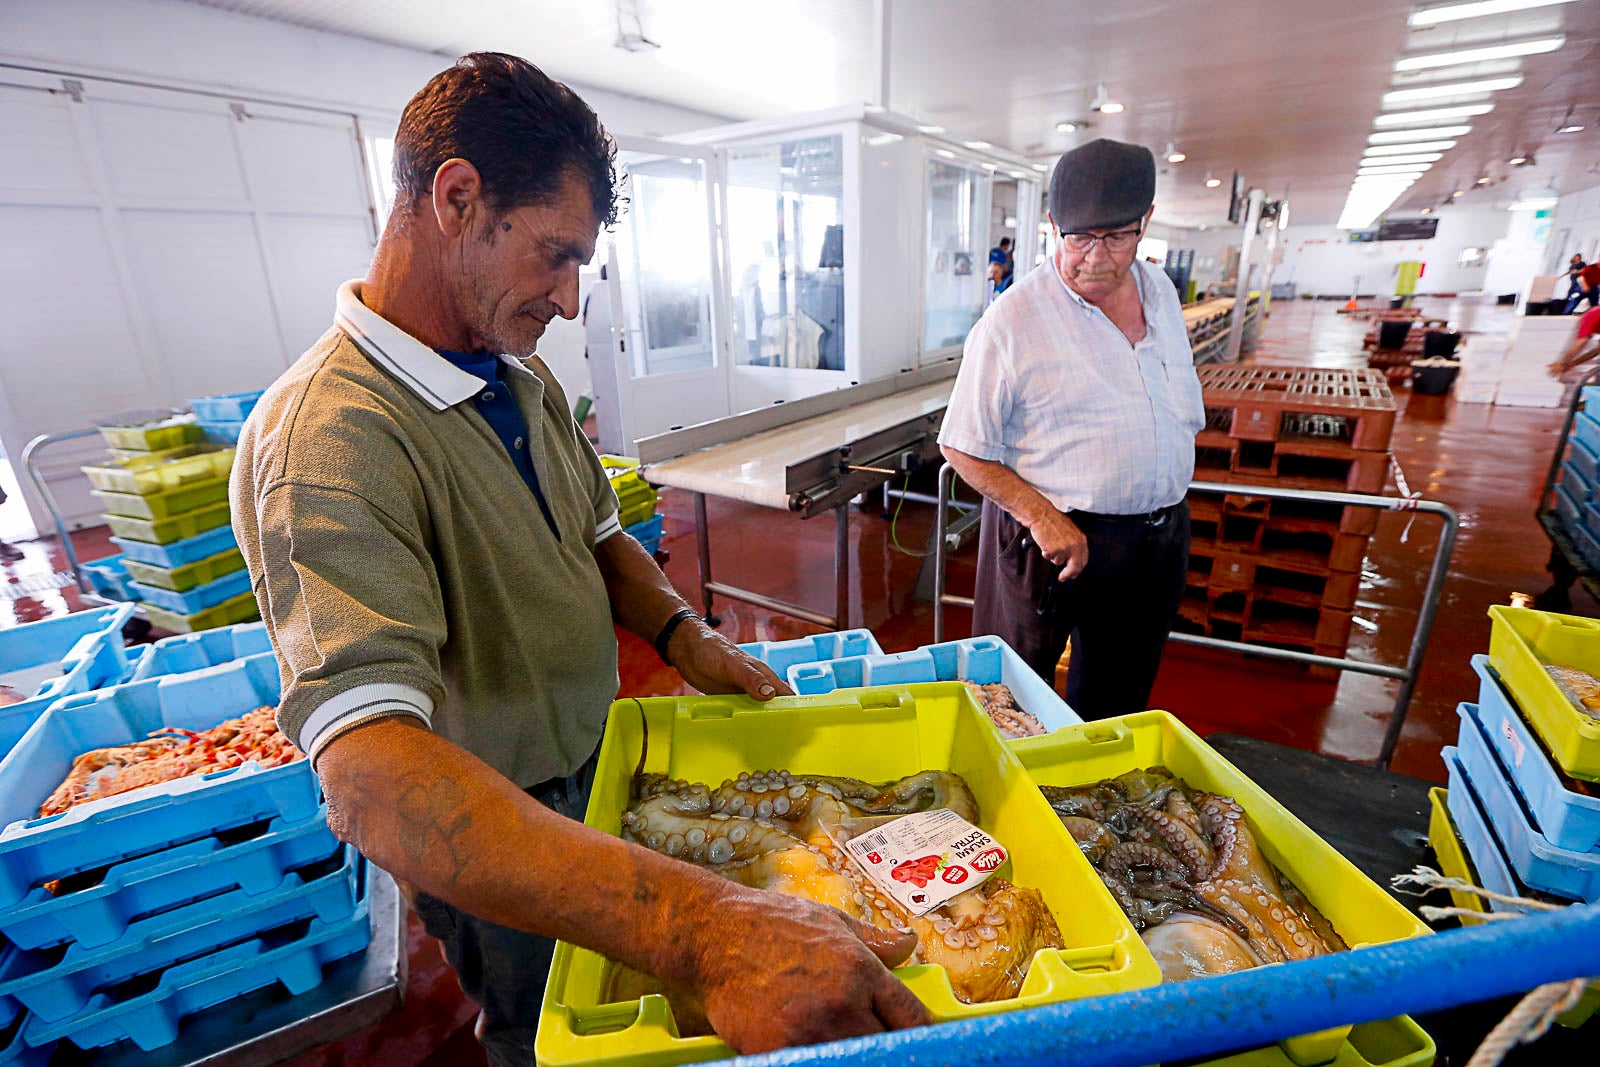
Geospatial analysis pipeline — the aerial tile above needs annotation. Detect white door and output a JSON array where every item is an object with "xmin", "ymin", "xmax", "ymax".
[
  {"xmin": 596, "ymin": 138, "xmax": 730, "ymax": 455},
  {"xmin": 0, "ymin": 70, "xmax": 375, "ymax": 531}
]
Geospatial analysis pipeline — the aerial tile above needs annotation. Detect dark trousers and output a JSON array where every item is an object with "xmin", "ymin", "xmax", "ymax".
[
  {"xmin": 408, "ymin": 753, "xmax": 598, "ymax": 1067},
  {"xmin": 972, "ymin": 498, "xmax": 1189, "ymax": 720}
]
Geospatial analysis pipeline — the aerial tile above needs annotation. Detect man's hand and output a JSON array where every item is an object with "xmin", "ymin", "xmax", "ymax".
[
  {"xmin": 689, "ymin": 888, "xmax": 930, "ymax": 1054},
  {"xmin": 667, "ymin": 619, "xmax": 793, "ymax": 701},
  {"xmin": 1028, "ymin": 508, "xmax": 1090, "ymax": 581}
]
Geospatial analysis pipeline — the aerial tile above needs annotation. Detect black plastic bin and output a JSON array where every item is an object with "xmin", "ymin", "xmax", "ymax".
[
  {"xmin": 1411, "ymin": 361, "xmax": 1460, "ymax": 395},
  {"xmin": 1423, "ymin": 330, "xmax": 1461, "ymax": 359},
  {"xmin": 1378, "ymin": 320, "xmax": 1412, "ymax": 349}
]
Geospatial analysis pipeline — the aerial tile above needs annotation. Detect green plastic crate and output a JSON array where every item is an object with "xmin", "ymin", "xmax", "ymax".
[
  {"xmin": 82, "ymin": 446, "xmax": 234, "ymax": 496},
  {"xmin": 91, "ymin": 477, "xmax": 230, "ymax": 520},
  {"xmin": 141, "ymin": 590, "xmax": 260, "ymax": 635},
  {"xmin": 95, "ymin": 414, "xmax": 205, "ymax": 453},
  {"xmin": 103, "ymin": 501, "xmax": 232, "ymax": 545},
  {"xmin": 121, "ymin": 548, "xmax": 245, "ymax": 592}
]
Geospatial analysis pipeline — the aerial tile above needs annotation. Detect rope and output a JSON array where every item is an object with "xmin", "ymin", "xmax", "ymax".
[
  {"xmin": 1390, "ymin": 866, "xmax": 1592, "ymax": 1066},
  {"xmin": 1387, "ymin": 457, "xmax": 1423, "ymax": 543}
]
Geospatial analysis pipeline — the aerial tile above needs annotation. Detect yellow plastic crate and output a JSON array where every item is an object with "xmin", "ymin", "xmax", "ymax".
[
  {"xmin": 91, "ymin": 477, "xmax": 230, "ymax": 520},
  {"xmin": 103, "ymin": 501, "xmax": 232, "ymax": 545},
  {"xmin": 1487, "ymin": 606, "xmax": 1600, "ymax": 781},
  {"xmin": 602, "ymin": 454, "xmax": 658, "ymax": 528},
  {"xmin": 536, "ymin": 683, "xmax": 1160, "ymax": 1067},
  {"xmin": 1205, "ymin": 1016, "xmax": 1434, "ymax": 1067},
  {"xmin": 1008, "ymin": 712, "xmax": 1431, "ymax": 1066},
  {"xmin": 1428, "ymin": 787, "xmax": 1597, "ymax": 1029},
  {"xmin": 122, "ymin": 548, "xmax": 245, "ymax": 592},
  {"xmin": 82, "ymin": 446, "xmax": 234, "ymax": 496},
  {"xmin": 96, "ymin": 414, "xmax": 205, "ymax": 452},
  {"xmin": 141, "ymin": 590, "xmax": 259, "ymax": 635}
]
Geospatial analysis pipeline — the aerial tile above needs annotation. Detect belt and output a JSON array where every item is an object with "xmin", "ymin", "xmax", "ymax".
[{"xmin": 1068, "ymin": 502, "xmax": 1182, "ymax": 528}]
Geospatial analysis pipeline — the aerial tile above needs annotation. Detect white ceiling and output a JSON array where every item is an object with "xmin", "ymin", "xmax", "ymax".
[{"xmin": 185, "ymin": 0, "xmax": 1600, "ymax": 227}]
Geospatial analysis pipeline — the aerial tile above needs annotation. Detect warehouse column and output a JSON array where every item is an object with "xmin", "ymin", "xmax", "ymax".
[
  {"xmin": 1226, "ymin": 188, "xmax": 1266, "ymax": 363},
  {"xmin": 871, "ymin": 0, "xmax": 892, "ymax": 109}
]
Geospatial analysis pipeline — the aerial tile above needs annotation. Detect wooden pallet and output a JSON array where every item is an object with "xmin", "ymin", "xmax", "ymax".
[
  {"xmin": 1194, "ymin": 440, "xmax": 1391, "ymax": 494},
  {"xmin": 1188, "ymin": 513, "xmax": 1371, "ymax": 575},
  {"xmin": 1188, "ymin": 545, "xmax": 1361, "ymax": 609},
  {"xmin": 1198, "ymin": 365, "xmax": 1396, "ymax": 452},
  {"xmin": 1188, "ymin": 493, "xmax": 1378, "ymax": 538},
  {"xmin": 1174, "ymin": 595, "xmax": 1355, "ymax": 664}
]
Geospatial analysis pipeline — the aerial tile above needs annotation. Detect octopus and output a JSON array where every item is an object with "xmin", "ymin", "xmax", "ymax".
[
  {"xmin": 1545, "ymin": 663, "xmax": 1600, "ymax": 722},
  {"xmin": 610, "ymin": 766, "xmax": 1063, "ymax": 1030},
  {"xmin": 1041, "ymin": 766, "xmax": 1347, "ymax": 983},
  {"xmin": 964, "ymin": 682, "xmax": 1048, "ymax": 738}
]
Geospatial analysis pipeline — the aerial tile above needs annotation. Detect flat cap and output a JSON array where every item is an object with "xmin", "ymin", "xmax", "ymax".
[{"xmin": 1048, "ymin": 138, "xmax": 1156, "ymax": 233}]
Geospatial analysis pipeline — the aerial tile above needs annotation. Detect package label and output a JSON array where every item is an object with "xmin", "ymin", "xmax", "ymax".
[{"xmin": 843, "ymin": 808, "xmax": 1007, "ymax": 916}]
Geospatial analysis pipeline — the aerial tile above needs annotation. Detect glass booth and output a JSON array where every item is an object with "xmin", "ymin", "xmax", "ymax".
[{"xmin": 592, "ymin": 109, "xmax": 1040, "ymax": 455}]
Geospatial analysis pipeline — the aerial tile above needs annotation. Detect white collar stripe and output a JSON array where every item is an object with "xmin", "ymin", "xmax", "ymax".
[{"xmin": 334, "ymin": 280, "xmax": 488, "ymax": 411}]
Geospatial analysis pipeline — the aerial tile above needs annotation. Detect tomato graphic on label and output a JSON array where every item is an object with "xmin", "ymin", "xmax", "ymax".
[
  {"xmin": 941, "ymin": 865, "xmax": 968, "ymax": 885},
  {"xmin": 891, "ymin": 855, "xmax": 942, "ymax": 888},
  {"xmin": 971, "ymin": 847, "xmax": 1006, "ymax": 873}
]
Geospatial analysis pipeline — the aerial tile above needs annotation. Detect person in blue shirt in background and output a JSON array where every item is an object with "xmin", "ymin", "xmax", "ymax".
[{"xmin": 987, "ymin": 236, "xmax": 1014, "ymax": 301}]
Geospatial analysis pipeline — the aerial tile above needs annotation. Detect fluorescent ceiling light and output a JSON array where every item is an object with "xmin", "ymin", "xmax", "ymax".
[
  {"xmin": 1055, "ymin": 121, "xmax": 1079, "ymax": 132},
  {"xmin": 1374, "ymin": 104, "xmax": 1494, "ymax": 126},
  {"xmin": 1395, "ymin": 36, "xmax": 1564, "ymax": 71},
  {"xmin": 935, "ymin": 149, "xmax": 956, "ymax": 159},
  {"xmin": 917, "ymin": 124, "xmax": 945, "ymax": 134},
  {"xmin": 1338, "ymin": 184, "xmax": 1411, "ymax": 230},
  {"xmin": 1091, "ymin": 83, "xmax": 1124, "ymax": 114},
  {"xmin": 1359, "ymin": 152, "xmax": 1444, "ymax": 166},
  {"xmin": 1358, "ymin": 164, "xmax": 1432, "ymax": 175},
  {"xmin": 1032, "ymin": 162, "xmax": 1049, "ymax": 171},
  {"xmin": 1364, "ymin": 140, "xmax": 1457, "ymax": 155},
  {"xmin": 1383, "ymin": 77, "xmax": 1522, "ymax": 106},
  {"xmin": 1370, "ymin": 126, "xmax": 1473, "ymax": 143},
  {"xmin": 1167, "ymin": 150, "xmax": 1187, "ymax": 163},
  {"xmin": 1560, "ymin": 124, "xmax": 1586, "ymax": 134},
  {"xmin": 1510, "ymin": 197, "xmax": 1559, "ymax": 210},
  {"xmin": 1205, "ymin": 176, "xmax": 1222, "ymax": 187},
  {"xmin": 1352, "ymin": 176, "xmax": 1417, "ymax": 185},
  {"xmin": 964, "ymin": 140, "xmax": 993, "ymax": 150},
  {"xmin": 1409, "ymin": 0, "xmax": 1579, "ymax": 28}
]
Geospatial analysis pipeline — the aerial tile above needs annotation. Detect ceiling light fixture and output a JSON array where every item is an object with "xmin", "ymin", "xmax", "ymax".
[
  {"xmin": 1560, "ymin": 123, "xmax": 1586, "ymax": 134},
  {"xmin": 1338, "ymin": 184, "xmax": 1411, "ymax": 229},
  {"xmin": 1204, "ymin": 172, "xmax": 1222, "ymax": 188},
  {"xmin": 1451, "ymin": 189, "xmax": 1465, "ymax": 197},
  {"xmin": 964, "ymin": 141, "xmax": 993, "ymax": 150},
  {"xmin": 1369, "ymin": 125, "xmax": 1474, "ymax": 143},
  {"xmin": 1164, "ymin": 142, "xmax": 1186, "ymax": 163},
  {"xmin": 1056, "ymin": 120, "xmax": 1080, "ymax": 133},
  {"xmin": 1359, "ymin": 152, "xmax": 1444, "ymax": 166},
  {"xmin": 1409, "ymin": 0, "xmax": 1580, "ymax": 28},
  {"xmin": 612, "ymin": 0, "xmax": 660, "ymax": 52},
  {"xmin": 1420, "ymin": 207, "xmax": 1434, "ymax": 214},
  {"xmin": 1510, "ymin": 196, "xmax": 1560, "ymax": 210},
  {"xmin": 1032, "ymin": 162, "xmax": 1050, "ymax": 171},
  {"xmin": 1508, "ymin": 152, "xmax": 1532, "ymax": 165},
  {"xmin": 1358, "ymin": 164, "xmax": 1432, "ymax": 175},
  {"xmin": 1476, "ymin": 175, "xmax": 1491, "ymax": 184},
  {"xmin": 1090, "ymin": 83, "xmax": 1124, "ymax": 114},
  {"xmin": 1383, "ymin": 77, "xmax": 1523, "ymax": 106},
  {"xmin": 1394, "ymin": 35, "xmax": 1565, "ymax": 71},
  {"xmin": 1374, "ymin": 104, "xmax": 1495, "ymax": 126},
  {"xmin": 917, "ymin": 124, "xmax": 946, "ymax": 134},
  {"xmin": 1364, "ymin": 140, "xmax": 1458, "ymax": 155}
]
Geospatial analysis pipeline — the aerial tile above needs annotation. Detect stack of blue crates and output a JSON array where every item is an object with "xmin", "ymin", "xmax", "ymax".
[
  {"xmin": 0, "ymin": 616, "xmax": 370, "ymax": 1059},
  {"xmin": 188, "ymin": 390, "xmax": 264, "ymax": 447},
  {"xmin": 1553, "ymin": 385, "xmax": 1600, "ymax": 567}
]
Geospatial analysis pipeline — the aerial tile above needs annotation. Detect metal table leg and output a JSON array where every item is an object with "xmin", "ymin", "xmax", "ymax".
[
  {"xmin": 692, "ymin": 492, "xmax": 720, "ymax": 627},
  {"xmin": 835, "ymin": 503, "xmax": 851, "ymax": 631}
]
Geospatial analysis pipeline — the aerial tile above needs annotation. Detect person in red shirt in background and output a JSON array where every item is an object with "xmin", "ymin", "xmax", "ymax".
[
  {"xmin": 1552, "ymin": 305, "xmax": 1600, "ymax": 376},
  {"xmin": 1569, "ymin": 261, "xmax": 1600, "ymax": 314}
]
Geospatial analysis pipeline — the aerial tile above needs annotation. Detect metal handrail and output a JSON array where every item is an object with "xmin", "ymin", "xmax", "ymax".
[
  {"xmin": 932, "ymin": 462, "xmax": 1459, "ymax": 769},
  {"xmin": 21, "ymin": 428, "xmax": 105, "ymax": 597}
]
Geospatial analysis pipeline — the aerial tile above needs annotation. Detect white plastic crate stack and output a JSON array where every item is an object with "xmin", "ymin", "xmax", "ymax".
[
  {"xmin": 1496, "ymin": 316, "xmax": 1570, "ymax": 408},
  {"xmin": 1454, "ymin": 335, "xmax": 1508, "ymax": 405}
]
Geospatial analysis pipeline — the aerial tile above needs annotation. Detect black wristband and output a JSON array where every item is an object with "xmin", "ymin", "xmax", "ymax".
[{"xmin": 654, "ymin": 607, "xmax": 699, "ymax": 666}]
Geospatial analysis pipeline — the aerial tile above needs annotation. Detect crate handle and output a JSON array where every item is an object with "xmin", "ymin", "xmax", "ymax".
[{"xmin": 855, "ymin": 690, "xmax": 905, "ymax": 712}]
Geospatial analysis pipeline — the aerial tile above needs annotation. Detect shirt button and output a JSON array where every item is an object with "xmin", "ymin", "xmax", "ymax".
[
  {"xmin": 514, "ymin": 436, "xmax": 524, "ymax": 449},
  {"xmin": 482, "ymin": 391, "xmax": 495, "ymax": 401}
]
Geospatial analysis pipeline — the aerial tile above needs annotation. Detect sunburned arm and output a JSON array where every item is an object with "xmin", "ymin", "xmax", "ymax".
[
  {"xmin": 319, "ymin": 716, "xmax": 926, "ymax": 1053},
  {"xmin": 940, "ymin": 445, "xmax": 1089, "ymax": 580}
]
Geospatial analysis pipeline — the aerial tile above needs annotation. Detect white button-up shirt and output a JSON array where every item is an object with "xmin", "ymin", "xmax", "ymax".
[{"xmin": 939, "ymin": 258, "xmax": 1204, "ymax": 515}]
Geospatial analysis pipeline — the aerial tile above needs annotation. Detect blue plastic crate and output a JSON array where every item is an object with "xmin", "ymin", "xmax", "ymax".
[
  {"xmin": 1452, "ymin": 705, "xmax": 1600, "ymax": 901},
  {"xmin": 1553, "ymin": 484, "xmax": 1584, "ymax": 535},
  {"xmin": 1575, "ymin": 412, "xmax": 1600, "ymax": 459},
  {"xmin": 1472, "ymin": 656, "xmax": 1600, "ymax": 853},
  {"xmin": 187, "ymin": 391, "xmax": 263, "ymax": 424},
  {"xmin": 78, "ymin": 556, "xmax": 139, "ymax": 604},
  {"xmin": 787, "ymin": 635, "xmax": 1082, "ymax": 733},
  {"xmin": 24, "ymin": 866, "xmax": 372, "ymax": 1053},
  {"xmin": 127, "ymin": 567, "xmax": 250, "ymax": 616},
  {"xmin": 0, "ymin": 810, "xmax": 338, "ymax": 951},
  {"xmin": 1570, "ymin": 437, "xmax": 1600, "ymax": 491},
  {"xmin": 1559, "ymin": 460, "xmax": 1595, "ymax": 505},
  {"xmin": 128, "ymin": 622, "xmax": 271, "ymax": 683},
  {"xmin": 0, "ymin": 605, "xmax": 134, "ymax": 705},
  {"xmin": 1443, "ymin": 751, "xmax": 1539, "ymax": 916},
  {"xmin": 0, "ymin": 653, "xmax": 316, "ymax": 910},
  {"xmin": 0, "ymin": 848, "xmax": 358, "ymax": 1025},
  {"xmin": 1574, "ymin": 511, "xmax": 1600, "ymax": 572},
  {"xmin": 0, "ymin": 1026, "xmax": 49, "ymax": 1067},
  {"xmin": 736, "ymin": 629, "xmax": 884, "ymax": 675},
  {"xmin": 624, "ymin": 514, "xmax": 664, "ymax": 556},
  {"xmin": 110, "ymin": 525, "xmax": 237, "ymax": 570},
  {"xmin": 197, "ymin": 419, "xmax": 246, "ymax": 446}
]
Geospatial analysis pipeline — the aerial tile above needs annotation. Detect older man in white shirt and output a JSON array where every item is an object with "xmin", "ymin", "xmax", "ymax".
[{"xmin": 939, "ymin": 139, "xmax": 1203, "ymax": 719}]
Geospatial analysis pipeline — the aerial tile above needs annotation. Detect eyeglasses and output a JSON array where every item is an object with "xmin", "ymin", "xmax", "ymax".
[{"xmin": 1060, "ymin": 226, "xmax": 1143, "ymax": 253}]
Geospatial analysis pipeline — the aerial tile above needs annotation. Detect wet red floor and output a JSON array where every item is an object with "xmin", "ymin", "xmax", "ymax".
[{"xmin": 0, "ymin": 297, "xmax": 1584, "ymax": 1064}]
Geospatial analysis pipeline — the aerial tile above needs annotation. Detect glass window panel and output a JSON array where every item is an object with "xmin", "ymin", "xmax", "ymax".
[
  {"xmin": 923, "ymin": 159, "xmax": 990, "ymax": 351},
  {"xmin": 614, "ymin": 156, "xmax": 715, "ymax": 378},
  {"xmin": 724, "ymin": 135, "xmax": 846, "ymax": 371}
]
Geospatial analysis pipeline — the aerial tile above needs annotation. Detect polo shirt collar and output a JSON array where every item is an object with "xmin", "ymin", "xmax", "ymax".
[{"xmin": 335, "ymin": 280, "xmax": 539, "ymax": 412}]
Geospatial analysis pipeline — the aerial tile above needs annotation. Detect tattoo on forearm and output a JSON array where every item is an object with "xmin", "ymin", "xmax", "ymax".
[{"xmin": 395, "ymin": 775, "xmax": 474, "ymax": 884}]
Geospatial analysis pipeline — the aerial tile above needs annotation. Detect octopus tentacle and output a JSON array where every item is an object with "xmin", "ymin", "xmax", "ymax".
[
  {"xmin": 860, "ymin": 770, "xmax": 980, "ymax": 824},
  {"xmin": 620, "ymin": 807, "xmax": 804, "ymax": 866},
  {"xmin": 1100, "ymin": 841, "xmax": 1189, "ymax": 883},
  {"xmin": 1057, "ymin": 814, "xmax": 1118, "ymax": 864},
  {"xmin": 1108, "ymin": 803, "xmax": 1217, "ymax": 882}
]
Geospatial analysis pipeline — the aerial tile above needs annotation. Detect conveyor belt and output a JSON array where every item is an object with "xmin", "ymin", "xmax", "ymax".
[{"xmin": 643, "ymin": 380, "xmax": 954, "ymax": 510}]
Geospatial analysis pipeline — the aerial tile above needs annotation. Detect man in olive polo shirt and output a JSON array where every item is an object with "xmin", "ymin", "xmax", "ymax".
[{"xmin": 232, "ymin": 54, "xmax": 928, "ymax": 1065}]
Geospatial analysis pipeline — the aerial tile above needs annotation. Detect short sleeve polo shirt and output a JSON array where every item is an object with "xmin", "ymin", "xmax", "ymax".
[{"xmin": 231, "ymin": 280, "xmax": 622, "ymax": 787}]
